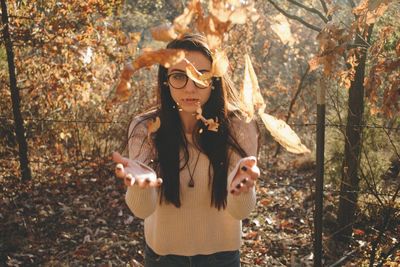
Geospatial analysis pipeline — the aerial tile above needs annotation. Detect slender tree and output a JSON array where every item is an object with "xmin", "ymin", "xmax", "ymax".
[{"xmin": 1, "ymin": 0, "xmax": 31, "ymax": 181}]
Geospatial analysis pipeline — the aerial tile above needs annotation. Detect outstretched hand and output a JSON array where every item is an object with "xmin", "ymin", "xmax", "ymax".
[
  {"xmin": 112, "ymin": 152, "xmax": 162, "ymax": 188},
  {"xmin": 230, "ymin": 157, "xmax": 260, "ymax": 196}
]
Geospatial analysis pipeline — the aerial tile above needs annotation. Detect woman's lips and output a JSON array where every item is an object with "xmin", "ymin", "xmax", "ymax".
[{"xmin": 181, "ymin": 98, "xmax": 200, "ymax": 105}]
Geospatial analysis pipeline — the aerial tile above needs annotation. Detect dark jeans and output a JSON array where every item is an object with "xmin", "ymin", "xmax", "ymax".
[{"xmin": 144, "ymin": 245, "xmax": 241, "ymax": 267}]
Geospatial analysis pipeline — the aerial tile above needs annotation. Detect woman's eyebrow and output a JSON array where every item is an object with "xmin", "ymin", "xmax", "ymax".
[
  {"xmin": 169, "ymin": 69, "xmax": 185, "ymax": 73},
  {"xmin": 169, "ymin": 68, "xmax": 211, "ymax": 73}
]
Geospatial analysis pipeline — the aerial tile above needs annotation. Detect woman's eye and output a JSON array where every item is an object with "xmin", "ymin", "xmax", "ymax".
[{"xmin": 171, "ymin": 73, "xmax": 186, "ymax": 80}]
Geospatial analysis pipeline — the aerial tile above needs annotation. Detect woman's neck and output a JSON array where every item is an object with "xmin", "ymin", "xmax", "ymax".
[{"xmin": 179, "ymin": 111, "xmax": 197, "ymax": 134}]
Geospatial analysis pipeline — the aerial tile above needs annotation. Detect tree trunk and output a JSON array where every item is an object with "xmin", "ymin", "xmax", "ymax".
[
  {"xmin": 336, "ymin": 32, "xmax": 370, "ymax": 240},
  {"xmin": 1, "ymin": 0, "xmax": 32, "ymax": 181}
]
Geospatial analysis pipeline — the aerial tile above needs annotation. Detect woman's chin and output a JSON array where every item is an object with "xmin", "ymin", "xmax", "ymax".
[{"xmin": 178, "ymin": 103, "xmax": 199, "ymax": 113}]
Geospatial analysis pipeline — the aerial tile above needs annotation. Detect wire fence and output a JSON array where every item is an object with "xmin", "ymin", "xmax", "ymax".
[
  {"xmin": 1, "ymin": 114, "xmax": 399, "ymax": 130},
  {"xmin": 2, "ymin": 113, "xmax": 399, "ymax": 196},
  {"xmin": 1, "ymin": 113, "xmax": 399, "ymax": 267}
]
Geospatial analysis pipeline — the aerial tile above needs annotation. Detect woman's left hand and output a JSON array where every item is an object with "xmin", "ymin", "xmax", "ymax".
[{"xmin": 230, "ymin": 157, "xmax": 260, "ymax": 196}]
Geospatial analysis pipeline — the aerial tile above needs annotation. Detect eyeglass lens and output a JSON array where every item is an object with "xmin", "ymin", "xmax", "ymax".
[{"xmin": 168, "ymin": 73, "xmax": 211, "ymax": 89}]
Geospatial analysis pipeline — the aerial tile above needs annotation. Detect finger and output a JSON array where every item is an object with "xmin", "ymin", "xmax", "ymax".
[
  {"xmin": 112, "ymin": 151, "xmax": 129, "ymax": 166},
  {"xmin": 241, "ymin": 156, "xmax": 257, "ymax": 167},
  {"xmin": 137, "ymin": 177, "xmax": 152, "ymax": 188},
  {"xmin": 241, "ymin": 177, "xmax": 254, "ymax": 187},
  {"xmin": 115, "ymin": 163, "xmax": 126, "ymax": 179},
  {"xmin": 149, "ymin": 178, "xmax": 163, "ymax": 187},
  {"xmin": 241, "ymin": 164, "xmax": 260, "ymax": 181},
  {"xmin": 124, "ymin": 173, "xmax": 136, "ymax": 186},
  {"xmin": 249, "ymin": 165, "xmax": 260, "ymax": 180}
]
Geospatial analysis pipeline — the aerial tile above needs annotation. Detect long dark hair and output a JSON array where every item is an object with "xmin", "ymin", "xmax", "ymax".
[{"xmin": 131, "ymin": 34, "xmax": 249, "ymax": 209}]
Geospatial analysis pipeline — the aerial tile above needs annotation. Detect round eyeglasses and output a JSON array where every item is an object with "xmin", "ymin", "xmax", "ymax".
[{"xmin": 167, "ymin": 72, "xmax": 212, "ymax": 89}]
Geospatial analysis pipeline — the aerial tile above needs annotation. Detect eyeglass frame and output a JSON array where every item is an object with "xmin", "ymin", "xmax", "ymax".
[{"xmin": 166, "ymin": 72, "xmax": 213, "ymax": 89}]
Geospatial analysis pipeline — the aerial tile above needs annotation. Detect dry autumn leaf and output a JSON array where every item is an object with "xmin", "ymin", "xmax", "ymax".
[
  {"xmin": 206, "ymin": 118, "xmax": 219, "ymax": 132},
  {"xmin": 120, "ymin": 63, "xmax": 135, "ymax": 80},
  {"xmin": 239, "ymin": 54, "xmax": 309, "ymax": 154},
  {"xmin": 133, "ymin": 49, "xmax": 186, "ymax": 69},
  {"xmin": 173, "ymin": 0, "xmax": 200, "ymax": 34},
  {"xmin": 185, "ymin": 60, "xmax": 213, "ymax": 87},
  {"xmin": 150, "ymin": 24, "xmax": 178, "ymax": 42},
  {"xmin": 240, "ymin": 54, "xmax": 266, "ymax": 121},
  {"xmin": 259, "ymin": 113, "xmax": 311, "ymax": 154},
  {"xmin": 211, "ymin": 50, "xmax": 229, "ymax": 77},
  {"xmin": 245, "ymin": 54, "xmax": 265, "ymax": 113}
]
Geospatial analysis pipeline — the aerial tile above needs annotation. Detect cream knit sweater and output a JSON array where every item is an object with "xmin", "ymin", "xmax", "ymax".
[{"xmin": 125, "ymin": 116, "xmax": 258, "ymax": 256}]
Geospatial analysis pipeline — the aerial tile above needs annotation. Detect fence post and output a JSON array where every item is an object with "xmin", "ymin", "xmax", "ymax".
[
  {"xmin": 1, "ymin": 0, "xmax": 32, "ymax": 181},
  {"xmin": 314, "ymin": 78, "xmax": 326, "ymax": 266}
]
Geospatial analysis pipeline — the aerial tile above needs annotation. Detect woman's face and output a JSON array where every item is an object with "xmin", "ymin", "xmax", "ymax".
[{"xmin": 167, "ymin": 51, "xmax": 212, "ymax": 114}]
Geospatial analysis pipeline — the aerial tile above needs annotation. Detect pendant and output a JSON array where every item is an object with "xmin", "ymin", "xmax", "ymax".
[{"xmin": 188, "ymin": 179, "xmax": 195, "ymax": 187}]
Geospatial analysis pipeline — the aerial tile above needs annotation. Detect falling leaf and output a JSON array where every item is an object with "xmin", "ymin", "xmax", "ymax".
[
  {"xmin": 173, "ymin": 0, "xmax": 199, "ymax": 33},
  {"xmin": 211, "ymin": 50, "xmax": 229, "ymax": 77},
  {"xmin": 240, "ymin": 54, "xmax": 266, "ymax": 121},
  {"xmin": 259, "ymin": 113, "xmax": 311, "ymax": 154},
  {"xmin": 185, "ymin": 61, "xmax": 213, "ymax": 87},
  {"xmin": 206, "ymin": 118, "xmax": 219, "ymax": 132},
  {"xmin": 150, "ymin": 24, "xmax": 178, "ymax": 42},
  {"xmin": 245, "ymin": 54, "xmax": 265, "ymax": 113},
  {"xmin": 133, "ymin": 49, "xmax": 186, "ymax": 69},
  {"xmin": 120, "ymin": 63, "xmax": 135, "ymax": 81},
  {"xmin": 195, "ymin": 107, "xmax": 219, "ymax": 132}
]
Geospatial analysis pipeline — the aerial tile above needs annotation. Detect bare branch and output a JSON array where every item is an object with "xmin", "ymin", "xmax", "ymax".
[
  {"xmin": 319, "ymin": 0, "xmax": 328, "ymax": 14},
  {"xmin": 286, "ymin": 0, "xmax": 329, "ymax": 23},
  {"xmin": 267, "ymin": 0, "xmax": 322, "ymax": 32}
]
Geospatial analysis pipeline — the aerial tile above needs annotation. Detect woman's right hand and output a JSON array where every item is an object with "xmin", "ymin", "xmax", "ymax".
[{"xmin": 112, "ymin": 152, "xmax": 162, "ymax": 188}]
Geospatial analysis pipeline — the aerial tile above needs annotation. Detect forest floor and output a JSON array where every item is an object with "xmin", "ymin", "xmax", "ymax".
[{"xmin": 0, "ymin": 157, "xmax": 397, "ymax": 266}]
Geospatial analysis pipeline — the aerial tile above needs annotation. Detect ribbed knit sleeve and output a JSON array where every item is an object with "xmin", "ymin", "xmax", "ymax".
[
  {"xmin": 226, "ymin": 118, "xmax": 258, "ymax": 220},
  {"xmin": 125, "ymin": 117, "xmax": 158, "ymax": 219}
]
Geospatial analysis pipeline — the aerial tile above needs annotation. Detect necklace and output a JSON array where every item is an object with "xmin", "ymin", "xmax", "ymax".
[{"xmin": 187, "ymin": 150, "xmax": 201, "ymax": 188}]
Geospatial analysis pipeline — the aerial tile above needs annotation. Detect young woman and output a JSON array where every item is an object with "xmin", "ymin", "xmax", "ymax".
[{"xmin": 113, "ymin": 33, "xmax": 260, "ymax": 267}]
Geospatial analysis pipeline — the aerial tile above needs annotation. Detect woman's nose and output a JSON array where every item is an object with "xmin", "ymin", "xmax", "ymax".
[{"xmin": 184, "ymin": 79, "xmax": 197, "ymax": 92}]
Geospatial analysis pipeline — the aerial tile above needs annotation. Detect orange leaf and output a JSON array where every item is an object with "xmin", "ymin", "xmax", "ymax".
[
  {"xmin": 185, "ymin": 61, "xmax": 213, "ymax": 87},
  {"xmin": 240, "ymin": 54, "xmax": 266, "ymax": 121},
  {"xmin": 150, "ymin": 24, "xmax": 178, "ymax": 42},
  {"xmin": 259, "ymin": 113, "xmax": 311, "ymax": 154},
  {"xmin": 173, "ymin": 0, "xmax": 199, "ymax": 33},
  {"xmin": 133, "ymin": 49, "xmax": 186, "ymax": 69},
  {"xmin": 211, "ymin": 50, "xmax": 229, "ymax": 77},
  {"xmin": 120, "ymin": 63, "xmax": 135, "ymax": 81}
]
